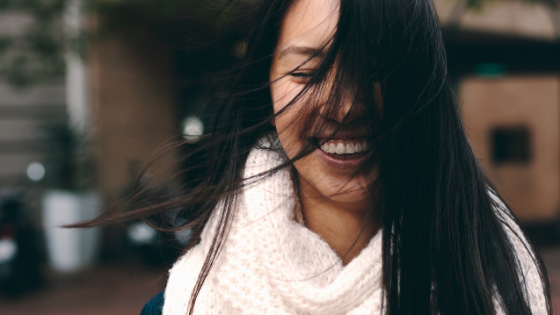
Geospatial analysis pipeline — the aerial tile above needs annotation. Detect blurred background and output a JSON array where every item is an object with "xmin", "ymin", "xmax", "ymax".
[{"xmin": 0, "ymin": 0, "xmax": 560, "ymax": 313}]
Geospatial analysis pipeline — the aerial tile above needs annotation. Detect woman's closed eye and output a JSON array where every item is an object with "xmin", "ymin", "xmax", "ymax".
[{"xmin": 289, "ymin": 71, "xmax": 315, "ymax": 83}]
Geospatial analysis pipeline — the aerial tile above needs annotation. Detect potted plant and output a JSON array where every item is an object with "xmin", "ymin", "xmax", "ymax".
[{"xmin": 41, "ymin": 117, "xmax": 102, "ymax": 273}]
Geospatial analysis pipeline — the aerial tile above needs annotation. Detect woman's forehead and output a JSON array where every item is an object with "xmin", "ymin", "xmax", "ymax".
[{"xmin": 276, "ymin": 0, "xmax": 339, "ymax": 55}]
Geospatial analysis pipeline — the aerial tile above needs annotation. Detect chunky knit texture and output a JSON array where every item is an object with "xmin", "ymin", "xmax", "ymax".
[{"xmin": 163, "ymin": 145, "xmax": 547, "ymax": 315}]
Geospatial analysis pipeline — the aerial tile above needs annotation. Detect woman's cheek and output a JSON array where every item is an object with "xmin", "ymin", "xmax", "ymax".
[
  {"xmin": 272, "ymin": 79, "xmax": 301, "ymax": 112},
  {"xmin": 275, "ymin": 114, "xmax": 302, "ymax": 159},
  {"xmin": 272, "ymin": 80, "xmax": 302, "ymax": 126},
  {"xmin": 272, "ymin": 84, "xmax": 309, "ymax": 159}
]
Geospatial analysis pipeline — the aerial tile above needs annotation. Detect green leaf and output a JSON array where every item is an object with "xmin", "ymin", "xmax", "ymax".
[
  {"xmin": 5, "ymin": 54, "xmax": 35, "ymax": 88},
  {"xmin": 0, "ymin": 37, "xmax": 11, "ymax": 55}
]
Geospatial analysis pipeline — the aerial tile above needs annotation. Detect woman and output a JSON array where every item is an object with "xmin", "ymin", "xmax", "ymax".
[{"xmin": 132, "ymin": 0, "xmax": 552, "ymax": 314}]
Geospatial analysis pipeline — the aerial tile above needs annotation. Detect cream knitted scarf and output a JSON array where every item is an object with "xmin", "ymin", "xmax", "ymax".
[
  {"xmin": 163, "ymin": 144, "xmax": 385, "ymax": 315},
  {"xmin": 163, "ymin": 144, "xmax": 547, "ymax": 315}
]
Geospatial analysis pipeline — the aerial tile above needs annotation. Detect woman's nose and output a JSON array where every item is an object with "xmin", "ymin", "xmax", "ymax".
[{"xmin": 318, "ymin": 89, "xmax": 361, "ymax": 124}]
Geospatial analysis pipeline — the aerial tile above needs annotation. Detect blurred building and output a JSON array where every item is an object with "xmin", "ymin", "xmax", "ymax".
[
  {"xmin": 0, "ymin": 12, "xmax": 66, "ymax": 189},
  {"xmin": 89, "ymin": 11, "xmax": 241, "ymax": 204},
  {"xmin": 90, "ymin": 0, "xmax": 560, "ymax": 223},
  {"xmin": 433, "ymin": 0, "xmax": 560, "ymax": 223},
  {"xmin": 1, "ymin": 0, "xmax": 560, "ymax": 230},
  {"xmin": 90, "ymin": 37, "xmax": 179, "ymax": 203},
  {"xmin": 461, "ymin": 76, "xmax": 560, "ymax": 222}
]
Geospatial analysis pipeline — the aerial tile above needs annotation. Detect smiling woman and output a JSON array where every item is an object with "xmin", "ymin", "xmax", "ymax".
[
  {"xmin": 82, "ymin": 0, "xmax": 551, "ymax": 314},
  {"xmin": 269, "ymin": 0, "xmax": 378, "ymax": 264}
]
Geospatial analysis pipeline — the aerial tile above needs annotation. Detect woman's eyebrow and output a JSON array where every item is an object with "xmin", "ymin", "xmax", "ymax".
[{"xmin": 278, "ymin": 45, "xmax": 326, "ymax": 60}]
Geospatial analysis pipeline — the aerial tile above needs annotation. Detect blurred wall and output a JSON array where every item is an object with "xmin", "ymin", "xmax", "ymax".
[
  {"xmin": 435, "ymin": 0, "xmax": 558, "ymax": 40},
  {"xmin": 434, "ymin": 0, "xmax": 560, "ymax": 222},
  {"xmin": 91, "ymin": 37, "xmax": 179, "ymax": 204},
  {"xmin": 461, "ymin": 75, "xmax": 560, "ymax": 221},
  {"xmin": 0, "ymin": 11, "xmax": 66, "ymax": 188},
  {"xmin": 0, "ymin": 84, "xmax": 65, "ymax": 187}
]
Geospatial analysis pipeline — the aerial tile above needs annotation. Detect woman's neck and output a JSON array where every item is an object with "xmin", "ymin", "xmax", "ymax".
[{"xmin": 298, "ymin": 180, "xmax": 377, "ymax": 266}]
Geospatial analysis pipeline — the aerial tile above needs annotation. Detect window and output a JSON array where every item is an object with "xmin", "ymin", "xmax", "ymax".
[{"xmin": 491, "ymin": 126, "xmax": 532, "ymax": 165}]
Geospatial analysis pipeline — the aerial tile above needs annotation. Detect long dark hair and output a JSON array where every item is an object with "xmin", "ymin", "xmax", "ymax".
[{"xmin": 81, "ymin": 0, "xmax": 551, "ymax": 314}]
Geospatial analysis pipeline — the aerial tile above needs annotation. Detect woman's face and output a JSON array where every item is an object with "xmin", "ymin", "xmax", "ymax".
[{"xmin": 270, "ymin": 0, "xmax": 373, "ymax": 206}]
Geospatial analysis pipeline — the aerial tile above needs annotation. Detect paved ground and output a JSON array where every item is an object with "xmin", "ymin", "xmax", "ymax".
[
  {"xmin": 3, "ymin": 247, "xmax": 560, "ymax": 314},
  {"xmin": 0, "ymin": 262, "xmax": 167, "ymax": 315},
  {"xmin": 540, "ymin": 246, "xmax": 560, "ymax": 313}
]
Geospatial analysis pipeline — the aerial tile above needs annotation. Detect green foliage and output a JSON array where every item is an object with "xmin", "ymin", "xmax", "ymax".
[
  {"xmin": 0, "ymin": 0, "xmax": 70, "ymax": 88},
  {"xmin": 0, "ymin": 0, "xmax": 555, "ymax": 88},
  {"xmin": 466, "ymin": 0, "xmax": 558, "ymax": 10},
  {"xmin": 17, "ymin": 0, "xmax": 68, "ymax": 21},
  {"xmin": 0, "ymin": 37, "xmax": 11, "ymax": 54},
  {"xmin": 41, "ymin": 116, "xmax": 96, "ymax": 191},
  {"xmin": 0, "ymin": 0, "xmax": 234, "ymax": 88}
]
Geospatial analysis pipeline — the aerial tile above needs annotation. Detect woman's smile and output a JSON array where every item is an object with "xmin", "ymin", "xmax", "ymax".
[
  {"xmin": 319, "ymin": 139, "xmax": 368, "ymax": 155},
  {"xmin": 311, "ymin": 139, "xmax": 368, "ymax": 169},
  {"xmin": 316, "ymin": 144, "xmax": 367, "ymax": 169}
]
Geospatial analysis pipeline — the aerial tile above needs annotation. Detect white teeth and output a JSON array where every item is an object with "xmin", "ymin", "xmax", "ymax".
[
  {"xmin": 336, "ymin": 143, "xmax": 345, "ymax": 154},
  {"xmin": 355, "ymin": 143, "xmax": 362, "ymax": 152},
  {"xmin": 319, "ymin": 141, "xmax": 368, "ymax": 155}
]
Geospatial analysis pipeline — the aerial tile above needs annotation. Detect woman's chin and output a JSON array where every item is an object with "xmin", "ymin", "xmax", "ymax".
[
  {"xmin": 299, "ymin": 173, "xmax": 371, "ymax": 205},
  {"xmin": 324, "ymin": 189, "xmax": 371, "ymax": 206}
]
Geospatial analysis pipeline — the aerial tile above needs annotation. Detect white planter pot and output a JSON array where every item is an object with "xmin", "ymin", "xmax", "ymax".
[{"xmin": 42, "ymin": 190, "xmax": 102, "ymax": 273}]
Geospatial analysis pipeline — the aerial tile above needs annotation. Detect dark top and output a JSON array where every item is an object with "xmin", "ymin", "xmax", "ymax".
[{"xmin": 140, "ymin": 291, "xmax": 165, "ymax": 315}]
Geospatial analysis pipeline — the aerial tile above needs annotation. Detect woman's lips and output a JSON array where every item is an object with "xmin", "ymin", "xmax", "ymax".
[{"xmin": 315, "ymin": 139, "xmax": 367, "ymax": 169}]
